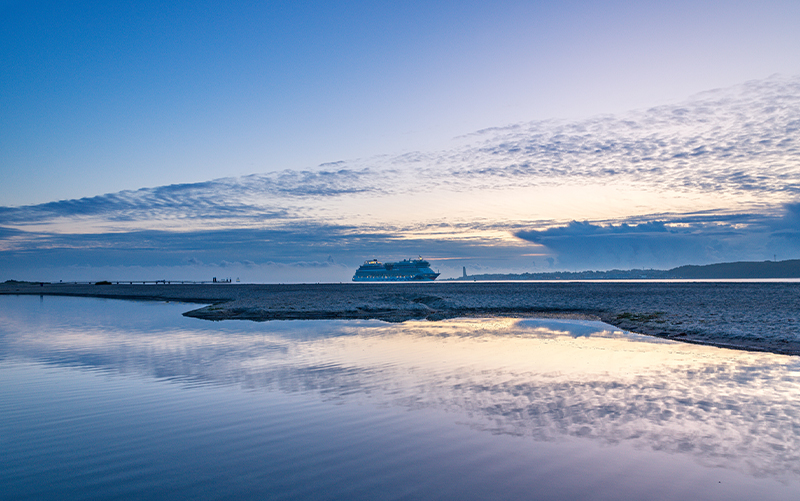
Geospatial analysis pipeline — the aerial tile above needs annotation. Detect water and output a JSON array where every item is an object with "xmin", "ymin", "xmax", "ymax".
[{"xmin": 2, "ymin": 295, "xmax": 800, "ymax": 500}]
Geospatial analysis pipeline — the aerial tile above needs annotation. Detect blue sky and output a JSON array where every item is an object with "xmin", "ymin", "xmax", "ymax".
[{"xmin": 2, "ymin": 1, "xmax": 800, "ymax": 281}]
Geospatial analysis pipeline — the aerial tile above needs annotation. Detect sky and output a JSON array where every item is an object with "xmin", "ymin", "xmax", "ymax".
[{"xmin": 2, "ymin": 0, "xmax": 800, "ymax": 282}]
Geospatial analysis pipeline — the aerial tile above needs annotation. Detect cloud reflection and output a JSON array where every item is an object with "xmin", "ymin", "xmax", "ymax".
[{"xmin": 2, "ymin": 296, "xmax": 799, "ymax": 480}]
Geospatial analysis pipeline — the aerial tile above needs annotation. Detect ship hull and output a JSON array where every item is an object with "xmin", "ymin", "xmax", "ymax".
[
  {"xmin": 352, "ymin": 275, "xmax": 438, "ymax": 282},
  {"xmin": 352, "ymin": 258, "xmax": 439, "ymax": 282}
]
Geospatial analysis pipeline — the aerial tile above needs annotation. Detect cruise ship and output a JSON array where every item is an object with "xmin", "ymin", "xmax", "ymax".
[{"xmin": 352, "ymin": 257, "xmax": 440, "ymax": 282}]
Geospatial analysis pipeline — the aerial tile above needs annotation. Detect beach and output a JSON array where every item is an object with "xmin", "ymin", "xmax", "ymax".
[{"xmin": 3, "ymin": 281, "xmax": 799, "ymax": 356}]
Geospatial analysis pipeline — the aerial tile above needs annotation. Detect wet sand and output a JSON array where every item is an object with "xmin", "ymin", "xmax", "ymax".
[{"xmin": 3, "ymin": 281, "xmax": 799, "ymax": 356}]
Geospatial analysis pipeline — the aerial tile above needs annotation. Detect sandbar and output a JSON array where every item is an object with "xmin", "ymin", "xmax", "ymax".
[{"xmin": 2, "ymin": 281, "xmax": 799, "ymax": 356}]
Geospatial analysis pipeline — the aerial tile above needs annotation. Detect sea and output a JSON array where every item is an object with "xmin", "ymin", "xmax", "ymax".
[{"xmin": 2, "ymin": 293, "xmax": 800, "ymax": 500}]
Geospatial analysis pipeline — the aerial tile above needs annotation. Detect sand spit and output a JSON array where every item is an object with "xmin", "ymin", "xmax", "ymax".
[{"xmin": 3, "ymin": 281, "xmax": 799, "ymax": 356}]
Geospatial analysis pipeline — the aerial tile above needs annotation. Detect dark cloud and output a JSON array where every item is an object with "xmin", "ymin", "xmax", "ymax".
[
  {"xmin": 516, "ymin": 207, "xmax": 800, "ymax": 270},
  {"xmin": 0, "ymin": 222, "xmax": 520, "ymax": 272},
  {"xmin": 518, "ymin": 221, "xmax": 706, "ymax": 269},
  {"xmin": 2, "ymin": 206, "xmax": 799, "ymax": 280},
  {"xmin": 0, "ymin": 226, "xmax": 25, "ymax": 238},
  {"xmin": 769, "ymin": 203, "xmax": 800, "ymax": 240}
]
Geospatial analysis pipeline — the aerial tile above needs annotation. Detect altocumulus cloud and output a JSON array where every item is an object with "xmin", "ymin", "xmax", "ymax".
[
  {"xmin": 2, "ymin": 75, "xmax": 799, "ymax": 228},
  {"xmin": 0, "ymin": 168, "xmax": 380, "ymax": 226}
]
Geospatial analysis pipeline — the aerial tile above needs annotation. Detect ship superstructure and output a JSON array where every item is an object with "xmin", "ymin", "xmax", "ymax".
[{"xmin": 352, "ymin": 258, "xmax": 439, "ymax": 282}]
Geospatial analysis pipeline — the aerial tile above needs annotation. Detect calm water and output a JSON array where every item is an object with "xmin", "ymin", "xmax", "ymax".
[{"xmin": 2, "ymin": 295, "xmax": 800, "ymax": 500}]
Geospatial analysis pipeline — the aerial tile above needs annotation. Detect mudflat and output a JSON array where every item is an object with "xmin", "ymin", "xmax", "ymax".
[{"xmin": 3, "ymin": 281, "xmax": 799, "ymax": 355}]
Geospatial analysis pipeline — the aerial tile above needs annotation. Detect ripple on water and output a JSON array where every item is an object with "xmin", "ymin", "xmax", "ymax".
[{"xmin": 2, "ymin": 295, "xmax": 800, "ymax": 500}]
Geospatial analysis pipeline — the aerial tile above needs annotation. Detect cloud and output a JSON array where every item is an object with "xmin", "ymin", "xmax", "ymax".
[
  {"xmin": 433, "ymin": 75, "xmax": 800, "ymax": 197},
  {"xmin": 516, "ymin": 206, "xmax": 800, "ymax": 270},
  {"xmin": 0, "ymin": 226, "xmax": 25, "ymax": 239},
  {"xmin": 0, "ymin": 220, "xmax": 527, "ymax": 281},
  {"xmin": 2, "ymin": 75, "xmax": 800, "ymax": 280},
  {"xmin": 769, "ymin": 203, "xmax": 800, "ymax": 241},
  {"xmin": 2, "ymin": 205, "xmax": 799, "ymax": 280},
  {"xmin": 0, "ymin": 167, "xmax": 384, "ymax": 227},
  {"xmin": 4, "ymin": 77, "xmax": 799, "ymax": 229}
]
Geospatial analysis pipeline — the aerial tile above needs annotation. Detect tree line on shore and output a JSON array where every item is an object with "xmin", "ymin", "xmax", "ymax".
[{"xmin": 450, "ymin": 259, "xmax": 800, "ymax": 281}]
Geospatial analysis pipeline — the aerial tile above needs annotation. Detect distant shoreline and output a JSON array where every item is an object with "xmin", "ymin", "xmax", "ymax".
[
  {"xmin": 2, "ymin": 281, "xmax": 799, "ymax": 357},
  {"xmin": 448, "ymin": 259, "xmax": 800, "ymax": 281},
  {"xmin": 443, "ymin": 278, "xmax": 800, "ymax": 283}
]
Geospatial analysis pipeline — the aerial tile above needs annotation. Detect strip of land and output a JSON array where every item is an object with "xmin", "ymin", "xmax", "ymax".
[
  {"xmin": 2, "ymin": 281, "xmax": 799, "ymax": 356},
  {"xmin": 449, "ymin": 258, "xmax": 800, "ymax": 280}
]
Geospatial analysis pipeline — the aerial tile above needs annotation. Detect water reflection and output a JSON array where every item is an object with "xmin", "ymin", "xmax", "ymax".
[{"xmin": 2, "ymin": 295, "xmax": 800, "ymax": 482}]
